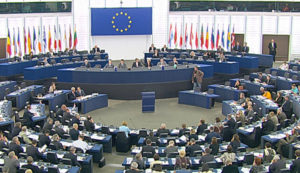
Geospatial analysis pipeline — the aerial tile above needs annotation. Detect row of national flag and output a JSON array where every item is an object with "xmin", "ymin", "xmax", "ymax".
[
  {"xmin": 168, "ymin": 23, "xmax": 235, "ymax": 51},
  {"xmin": 6, "ymin": 25, "xmax": 78, "ymax": 57}
]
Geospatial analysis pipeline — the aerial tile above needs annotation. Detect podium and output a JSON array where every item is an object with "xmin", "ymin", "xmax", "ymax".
[{"xmin": 141, "ymin": 92, "xmax": 155, "ymax": 112}]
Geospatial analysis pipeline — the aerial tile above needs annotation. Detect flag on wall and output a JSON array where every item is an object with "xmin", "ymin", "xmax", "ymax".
[
  {"xmin": 64, "ymin": 25, "xmax": 67, "ymax": 50},
  {"xmin": 211, "ymin": 26, "xmax": 215, "ymax": 50},
  {"xmin": 179, "ymin": 24, "xmax": 183, "ymax": 48},
  {"xmin": 24, "ymin": 27, "xmax": 27, "ymax": 54},
  {"xmin": 33, "ymin": 27, "xmax": 36, "ymax": 53},
  {"xmin": 54, "ymin": 26, "xmax": 57, "ymax": 51},
  {"xmin": 200, "ymin": 24, "xmax": 204, "ymax": 49},
  {"xmin": 168, "ymin": 23, "xmax": 173, "ymax": 47},
  {"xmin": 38, "ymin": 27, "xmax": 42, "ymax": 53},
  {"xmin": 231, "ymin": 25, "xmax": 235, "ymax": 48},
  {"xmin": 216, "ymin": 25, "xmax": 220, "ymax": 48},
  {"xmin": 6, "ymin": 28, "xmax": 11, "ymax": 56},
  {"xmin": 73, "ymin": 25, "xmax": 78, "ymax": 49},
  {"xmin": 195, "ymin": 25, "xmax": 199, "ymax": 49},
  {"xmin": 205, "ymin": 25, "xmax": 209, "ymax": 50},
  {"xmin": 174, "ymin": 23, "xmax": 177, "ymax": 48},
  {"xmin": 184, "ymin": 23, "xmax": 188, "ymax": 48},
  {"xmin": 69, "ymin": 25, "xmax": 72, "ymax": 49},
  {"xmin": 221, "ymin": 25, "xmax": 225, "ymax": 48},
  {"xmin": 189, "ymin": 23, "xmax": 194, "ymax": 49},
  {"xmin": 28, "ymin": 27, "xmax": 32, "ymax": 53},
  {"xmin": 48, "ymin": 25, "xmax": 52, "ymax": 51},
  {"xmin": 43, "ymin": 26, "xmax": 47, "ymax": 53},
  {"xmin": 13, "ymin": 28, "xmax": 17, "ymax": 56},
  {"xmin": 227, "ymin": 25, "xmax": 231, "ymax": 50},
  {"xmin": 17, "ymin": 28, "xmax": 21, "ymax": 57},
  {"xmin": 58, "ymin": 25, "xmax": 62, "ymax": 51}
]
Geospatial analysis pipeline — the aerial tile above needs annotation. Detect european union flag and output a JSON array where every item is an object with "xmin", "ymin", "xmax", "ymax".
[{"xmin": 91, "ymin": 8, "xmax": 152, "ymax": 36}]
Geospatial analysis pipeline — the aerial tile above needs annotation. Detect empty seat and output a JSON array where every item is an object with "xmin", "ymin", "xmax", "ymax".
[{"xmin": 265, "ymin": 69, "xmax": 271, "ymax": 74}]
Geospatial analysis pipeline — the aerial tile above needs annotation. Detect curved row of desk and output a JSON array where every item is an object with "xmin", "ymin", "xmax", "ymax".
[{"xmin": 56, "ymin": 64, "xmax": 209, "ymax": 100}]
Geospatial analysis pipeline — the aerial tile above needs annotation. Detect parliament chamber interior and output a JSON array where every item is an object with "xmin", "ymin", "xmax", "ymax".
[{"xmin": 1, "ymin": 0, "xmax": 300, "ymax": 173}]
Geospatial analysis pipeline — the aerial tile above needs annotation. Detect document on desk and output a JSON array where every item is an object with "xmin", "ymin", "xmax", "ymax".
[
  {"xmin": 126, "ymin": 157, "xmax": 133, "ymax": 164},
  {"xmin": 28, "ymin": 134, "xmax": 39, "ymax": 141},
  {"xmin": 59, "ymin": 169, "xmax": 68, "ymax": 173},
  {"xmin": 91, "ymin": 134, "xmax": 105, "ymax": 140},
  {"xmin": 132, "ymin": 147, "xmax": 142, "ymax": 153}
]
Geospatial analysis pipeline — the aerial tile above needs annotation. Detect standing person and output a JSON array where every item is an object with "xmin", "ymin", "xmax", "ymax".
[
  {"xmin": 192, "ymin": 66, "xmax": 204, "ymax": 91},
  {"xmin": 268, "ymin": 39, "xmax": 277, "ymax": 62}
]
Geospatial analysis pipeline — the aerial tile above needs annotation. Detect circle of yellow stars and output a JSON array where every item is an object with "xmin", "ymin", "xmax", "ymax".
[{"xmin": 112, "ymin": 12, "xmax": 132, "ymax": 33}]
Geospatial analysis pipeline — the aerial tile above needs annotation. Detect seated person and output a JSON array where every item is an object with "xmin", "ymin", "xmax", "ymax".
[
  {"xmin": 264, "ymin": 75, "xmax": 274, "ymax": 85},
  {"xmin": 132, "ymin": 153, "xmax": 145, "ymax": 170},
  {"xmin": 144, "ymin": 58, "xmax": 153, "ymax": 68},
  {"xmin": 156, "ymin": 58, "xmax": 168, "ymax": 67},
  {"xmin": 276, "ymin": 128, "xmax": 298, "ymax": 154},
  {"xmin": 220, "ymin": 145, "xmax": 236, "ymax": 164},
  {"xmin": 19, "ymin": 126, "xmax": 32, "ymax": 144},
  {"xmin": 189, "ymin": 129, "xmax": 198, "ymax": 141},
  {"xmin": 290, "ymin": 149, "xmax": 300, "ymax": 173},
  {"xmin": 196, "ymin": 119, "xmax": 207, "ymax": 135},
  {"xmin": 22, "ymin": 156, "xmax": 41, "ymax": 173},
  {"xmin": 203, "ymin": 52, "xmax": 209, "ymax": 61},
  {"xmin": 11, "ymin": 122, "xmax": 22, "ymax": 140},
  {"xmin": 222, "ymin": 160, "xmax": 239, "ymax": 173},
  {"xmin": 200, "ymin": 148, "xmax": 214, "ymax": 164},
  {"xmin": 234, "ymin": 80, "xmax": 242, "ymax": 89},
  {"xmin": 291, "ymin": 84, "xmax": 299, "ymax": 94},
  {"xmin": 69, "ymin": 114, "xmax": 81, "ymax": 127},
  {"xmin": 54, "ymin": 121, "xmax": 67, "ymax": 138},
  {"xmin": 132, "ymin": 58, "xmax": 143, "ymax": 68},
  {"xmin": 276, "ymin": 108, "xmax": 287, "ymax": 127},
  {"xmin": 146, "ymin": 131, "xmax": 158, "ymax": 144},
  {"xmin": 69, "ymin": 123, "xmax": 80, "ymax": 140},
  {"xmin": 279, "ymin": 61, "xmax": 289, "ymax": 70},
  {"xmin": 229, "ymin": 134, "xmax": 241, "ymax": 153},
  {"xmin": 161, "ymin": 45, "xmax": 168, "ymax": 53},
  {"xmin": 179, "ymin": 123, "xmax": 189, "ymax": 137},
  {"xmin": 262, "ymin": 115, "xmax": 275, "ymax": 135},
  {"xmin": 263, "ymin": 142, "xmax": 276, "ymax": 163},
  {"xmin": 68, "ymin": 87, "xmax": 77, "ymax": 101},
  {"xmin": 236, "ymin": 92, "xmax": 246, "ymax": 105},
  {"xmin": 125, "ymin": 162, "xmax": 140, "ymax": 173},
  {"xmin": 235, "ymin": 111, "xmax": 246, "ymax": 126},
  {"xmin": 189, "ymin": 51, "xmax": 197, "ymax": 59},
  {"xmin": 250, "ymin": 157, "xmax": 264, "ymax": 173},
  {"xmin": 149, "ymin": 44, "xmax": 156, "ymax": 53},
  {"xmin": 48, "ymin": 82, "xmax": 56, "ymax": 93},
  {"xmin": 75, "ymin": 87, "xmax": 85, "ymax": 97},
  {"xmin": 209, "ymin": 137, "xmax": 219, "ymax": 155},
  {"xmin": 63, "ymin": 147, "xmax": 81, "ymax": 167},
  {"xmin": 43, "ymin": 118, "xmax": 54, "ymax": 133},
  {"xmin": 72, "ymin": 134, "xmax": 89, "ymax": 153},
  {"xmin": 164, "ymin": 140, "xmax": 178, "ymax": 157},
  {"xmin": 175, "ymin": 150, "xmax": 190, "ymax": 169},
  {"xmin": 205, "ymin": 126, "xmax": 221, "ymax": 143},
  {"xmin": 186, "ymin": 138, "xmax": 201, "ymax": 157},
  {"xmin": 82, "ymin": 59, "xmax": 91, "ymax": 68},
  {"xmin": 141, "ymin": 139, "xmax": 156, "ymax": 157},
  {"xmin": 9, "ymin": 137, "xmax": 23, "ymax": 157},
  {"xmin": 216, "ymin": 46, "xmax": 224, "ymax": 54},
  {"xmin": 26, "ymin": 140, "xmax": 44, "ymax": 161},
  {"xmin": 150, "ymin": 154, "xmax": 162, "ymax": 169},
  {"xmin": 92, "ymin": 45, "xmax": 100, "ymax": 54},
  {"xmin": 51, "ymin": 134, "xmax": 64, "ymax": 150},
  {"xmin": 169, "ymin": 57, "xmax": 179, "ymax": 67},
  {"xmin": 233, "ymin": 42, "xmax": 242, "ymax": 52},
  {"xmin": 84, "ymin": 115, "xmax": 95, "ymax": 132},
  {"xmin": 269, "ymin": 155, "xmax": 286, "ymax": 173},
  {"xmin": 0, "ymin": 132, "xmax": 8, "ymax": 150},
  {"xmin": 23, "ymin": 105, "xmax": 37, "ymax": 128},
  {"xmin": 282, "ymin": 96, "xmax": 292, "ymax": 119},
  {"xmin": 118, "ymin": 59, "xmax": 127, "ymax": 69},
  {"xmin": 38, "ymin": 130, "xmax": 51, "ymax": 147},
  {"xmin": 218, "ymin": 52, "xmax": 226, "ymax": 62},
  {"xmin": 274, "ymin": 92, "xmax": 284, "ymax": 106},
  {"xmin": 260, "ymin": 87, "xmax": 272, "ymax": 100},
  {"xmin": 119, "ymin": 121, "xmax": 130, "ymax": 137},
  {"xmin": 242, "ymin": 42, "xmax": 249, "ymax": 53},
  {"xmin": 156, "ymin": 123, "xmax": 169, "ymax": 137},
  {"xmin": 152, "ymin": 49, "xmax": 160, "ymax": 58},
  {"xmin": 104, "ymin": 59, "xmax": 114, "ymax": 68}
]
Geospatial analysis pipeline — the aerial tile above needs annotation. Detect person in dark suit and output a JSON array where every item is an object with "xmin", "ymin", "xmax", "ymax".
[
  {"xmin": 104, "ymin": 59, "xmax": 114, "ymax": 68},
  {"xmin": 222, "ymin": 160, "xmax": 239, "ymax": 173},
  {"xmin": 22, "ymin": 156, "xmax": 41, "ymax": 173},
  {"xmin": 291, "ymin": 150, "xmax": 300, "ymax": 173},
  {"xmin": 26, "ymin": 140, "xmax": 44, "ymax": 161},
  {"xmin": 82, "ymin": 59, "xmax": 91, "ymax": 68},
  {"xmin": 132, "ymin": 58, "xmax": 143, "ymax": 68},
  {"xmin": 141, "ymin": 139, "xmax": 156, "ymax": 157},
  {"xmin": 43, "ymin": 118, "xmax": 53, "ymax": 133},
  {"xmin": 23, "ymin": 104, "xmax": 36, "ymax": 128},
  {"xmin": 68, "ymin": 87, "xmax": 77, "ymax": 101},
  {"xmin": 205, "ymin": 126, "xmax": 221, "ymax": 143},
  {"xmin": 76, "ymin": 87, "xmax": 85, "ymax": 97},
  {"xmin": 69, "ymin": 123, "xmax": 80, "ymax": 140},
  {"xmin": 0, "ymin": 132, "xmax": 8, "ymax": 150},
  {"xmin": 192, "ymin": 66, "xmax": 204, "ymax": 91},
  {"xmin": 63, "ymin": 147, "xmax": 81, "ymax": 168},
  {"xmin": 92, "ymin": 45, "xmax": 100, "ymax": 54},
  {"xmin": 262, "ymin": 114, "xmax": 275, "ymax": 135},
  {"xmin": 179, "ymin": 123, "xmax": 189, "ymax": 137},
  {"xmin": 10, "ymin": 122, "xmax": 22, "ymax": 140},
  {"xmin": 168, "ymin": 57, "xmax": 179, "ymax": 67},
  {"xmin": 209, "ymin": 137, "xmax": 219, "ymax": 155},
  {"xmin": 188, "ymin": 129, "xmax": 198, "ymax": 141},
  {"xmin": 38, "ymin": 130, "xmax": 51, "ymax": 147},
  {"xmin": 146, "ymin": 131, "xmax": 158, "ymax": 145},
  {"xmin": 4, "ymin": 151, "xmax": 20, "ymax": 173},
  {"xmin": 233, "ymin": 42, "xmax": 242, "ymax": 52},
  {"xmin": 282, "ymin": 96, "xmax": 292, "ymax": 119},
  {"xmin": 62, "ymin": 109, "xmax": 73, "ymax": 125},
  {"xmin": 69, "ymin": 114, "xmax": 81, "ymax": 127},
  {"xmin": 149, "ymin": 44, "xmax": 156, "ymax": 53},
  {"xmin": 54, "ymin": 121, "xmax": 66, "ymax": 138},
  {"xmin": 242, "ymin": 42, "xmax": 249, "ymax": 53},
  {"xmin": 84, "ymin": 115, "xmax": 95, "ymax": 132},
  {"xmin": 197, "ymin": 119, "xmax": 208, "ymax": 135},
  {"xmin": 269, "ymin": 155, "xmax": 286, "ymax": 173},
  {"xmin": 186, "ymin": 138, "xmax": 201, "ymax": 157},
  {"xmin": 125, "ymin": 162, "xmax": 141, "ymax": 173},
  {"xmin": 56, "ymin": 104, "xmax": 68, "ymax": 117},
  {"xmin": 152, "ymin": 49, "xmax": 160, "ymax": 58},
  {"xmin": 132, "ymin": 153, "xmax": 145, "ymax": 170},
  {"xmin": 200, "ymin": 148, "xmax": 214, "ymax": 164},
  {"xmin": 275, "ymin": 92, "xmax": 284, "ymax": 107},
  {"xmin": 156, "ymin": 123, "xmax": 169, "ymax": 137},
  {"xmin": 9, "ymin": 137, "xmax": 23, "ymax": 157},
  {"xmin": 229, "ymin": 134, "xmax": 241, "ymax": 153},
  {"xmin": 225, "ymin": 115, "xmax": 237, "ymax": 130},
  {"xmin": 268, "ymin": 39, "xmax": 277, "ymax": 62},
  {"xmin": 118, "ymin": 59, "xmax": 127, "ymax": 69},
  {"xmin": 161, "ymin": 45, "xmax": 168, "ymax": 53},
  {"xmin": 51, "ymin": 134, "xmax": 64, "ymax": 150}
]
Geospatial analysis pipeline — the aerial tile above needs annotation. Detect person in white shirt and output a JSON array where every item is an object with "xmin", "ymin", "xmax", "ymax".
[
  {"xmin": 279, "ymin": 61, "xmax": 289, "ymax": 71},
  {"xmin": 72, "ymin": 134, "xmax": 89, "ymax": 153}
]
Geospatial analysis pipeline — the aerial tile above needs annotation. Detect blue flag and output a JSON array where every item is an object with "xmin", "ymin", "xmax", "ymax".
[
  {"xmin": 221, "ymin": 26, "xmax": 225, "ymax": 48},
  {"xmin": 91, "ymin": 8, "xmax": 152, "ymax": 36}
]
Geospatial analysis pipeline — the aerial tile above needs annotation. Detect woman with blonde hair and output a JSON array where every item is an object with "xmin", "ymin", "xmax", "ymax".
[{"xmin": 175, "ymin": 150, "xmax": 190, "ymax": 169}]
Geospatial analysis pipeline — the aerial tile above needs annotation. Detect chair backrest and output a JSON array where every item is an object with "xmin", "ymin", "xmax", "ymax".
[
  {"xmin": 192, "ymin": 150, "xmax": 202, "ymax": 157},
  {"xmin": 50, "ymin": 59, "xmax": 56, "ymax": 65},
  {"xmin": 159, "ymin": 133, "xmax": 168, "ymax": 138},
  {"xmin": 271, "ymin": 71, "xmax": 277, "ymax": 76},
  {"xmin": 168, "ymin": 152, "xmax": 179, "ymax": 158},
  {"xmin": 224, "ymin": 81, "xmax": 230, "ymax": 86},
  {"xmin": 61, "ymin": 158, "xmax": 72, "ymax": 165},
  {"xmin": 265, "ymin": 68, "xmax": 271, "ymax": 74},
  {"xmin": 208, "ymin": 88, "xmax": 214, "ymax": 94},
  {"xmin": 101, "ymin": 126, "xmax": 110, "ymax": 134},
  {"xmin": 47, "ymin": 152, "xmax": 59, "ymax": 164},
  {"xmin": 284, "ymin": 72, "xmax": 290, "ymax": 78},
  {"xmin": 142, "ymin": 151, "xmax": 154, "ymax": 158},
  {"xmin": 244, "ymin": 75, "xmax": 250, "ymax": 81},
  {"xmin": 94, "ymin": 64, "xmax": 101, "ymax": 68},
  {"xmin": 48, "ymin": 166, "xmax": 59, "ymax": 173},
  {"xmin": 292, "ymin": 66, "xmax": 298, "ymax": 71},
  {"xmin": 139, "ymin": 130, "xmax": 148, "ymax": 137},
  {"xmin": 292, "ymin": 75, "xmax": 298, "ymax": 80},
  {"xmin": 94, "ymin": 56, "xmax": 101, "ymax": 61}
]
